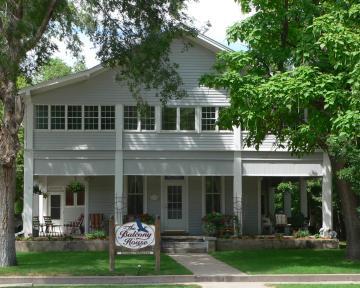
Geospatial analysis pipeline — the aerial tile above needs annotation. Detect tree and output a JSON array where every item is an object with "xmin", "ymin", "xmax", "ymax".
[
  {"xmin": 0, "ymin": 0, "xmax": 193, "ymax": 267},
  {"xmin": 201, "ymin": 0, "xmax": 360, "ymax": 259}
]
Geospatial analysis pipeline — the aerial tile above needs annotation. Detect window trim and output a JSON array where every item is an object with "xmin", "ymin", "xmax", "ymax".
[{"xmin": 202, "ymin": 176, "xmax": 225, "ymax": 216}]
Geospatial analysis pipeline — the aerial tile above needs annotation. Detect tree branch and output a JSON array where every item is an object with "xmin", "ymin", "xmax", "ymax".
[{"xmin": 23, "ymin": 0, "xmax": 59, "ymax": 51}]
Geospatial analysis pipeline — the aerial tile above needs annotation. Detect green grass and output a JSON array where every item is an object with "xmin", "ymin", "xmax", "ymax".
[
  {"xmin": 0, "ymin": 252, "xmax": 191, "ymax": 276},
  {"xmin": 212, "ymin": 249, "xmax": 360, "ymax": 274},
  {"xmin": 274, "ymin": 285, "xmax": 360, "ymax": 288}
]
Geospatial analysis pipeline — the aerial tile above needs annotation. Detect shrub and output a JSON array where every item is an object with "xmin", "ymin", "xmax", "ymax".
[
  {"xmin": 294, "ymin": 229, "xmax": 310, "ymax": 238},
  {"xmin": 85, "ymin": 230, "xmax": 106, "ymax": 240},
  {"xmin": 202, "ymin": 212, "xmax": 238, "ymax": 237}
]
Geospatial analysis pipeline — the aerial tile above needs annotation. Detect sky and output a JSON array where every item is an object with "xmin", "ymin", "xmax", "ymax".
[{"xmin": 54, "ymin": 0, "xmax": 248, "ymax": 68}]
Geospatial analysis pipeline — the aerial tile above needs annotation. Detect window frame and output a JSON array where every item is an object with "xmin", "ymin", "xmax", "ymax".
[
  {"xmin": 124, "ymin": 105, "xmax": 157, "ymax": 132},
  {"xmin": 201, "ymin": 106, "xmax": 217, "ymax": 132},
  {"xmin": 202, "ymin": 176, "xmax": 224, "ymax": 216},
  {"xmin": 126, "ymin": 175, "xmax": 145, "ymax": 216},
  {"xmin": 65, "ymin": 190, "xmax": 85, "ymax": 208},
  {"xmin": 67, "ymin": 105, "xmax": 83, "ymax": 131},
  {"xmin": 34, "ymin": 105, "xmax": 50, "ymax": 130},
  {"xmin": 50, "ymin": 105, "xmax": 66, "ymax": 130},
  {"xmin": 100, "ymin": 105, "xmax": 116, "ymax": 130},
  {"xmin": 160, "ymin": 106, "xmax": 197, "ymax": 132}
]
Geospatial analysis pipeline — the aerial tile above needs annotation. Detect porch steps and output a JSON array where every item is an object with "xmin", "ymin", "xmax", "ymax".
[{"xmin": 161, "ymin": 236, "xmax": 211, "ymax": 253}]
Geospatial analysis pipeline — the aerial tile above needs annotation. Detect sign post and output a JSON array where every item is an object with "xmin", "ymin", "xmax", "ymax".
[
  {"xmin": 155, "ymin": 216, "xmax": 161, "ymax": 273},
  {"xmin": 109, "ymin": 216, "xmax": 161, "ymax": 272},
  {"xmin": 109, "ymin": 217, "xmax": 115, "ymax": 272}
]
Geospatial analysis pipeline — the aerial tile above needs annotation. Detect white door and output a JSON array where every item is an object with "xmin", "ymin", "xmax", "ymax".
[{"xmin": 164, "ymin": 181, "xmax": 186, "ymax": 231}]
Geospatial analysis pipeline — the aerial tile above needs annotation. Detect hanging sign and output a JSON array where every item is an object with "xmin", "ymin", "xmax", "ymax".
[{"xmin": 115, "ymin": 220, "xmax": 155, "ymax": 249}]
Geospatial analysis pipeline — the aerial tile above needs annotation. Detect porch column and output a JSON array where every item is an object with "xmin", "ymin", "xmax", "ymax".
[
  {"xmin": 322, "ymin": 153, "xmax": 333, "ymax": 230},
  {"xmin": 115, "ymin": 104, "xmax": 124, "ymax": 225},
  {"xmin": 268, "ymin": 187, "xmax": 275, "ymax": 217},
  {"xmin": 284, "ymin": 190, "xmax": 292, "ymax": 218},
  {"xmin": 23, "ymin": 94, "xmax": 33, "ymax": 236},
  {"xmin": 23, "ymin": 151, "xmax": 34, "ymax": 236},
  {"xmin": 233, "ymin": 127, "xmax": 243, "ymax": 235},
  {"xmin": 300, "ymin": 178, "xmax": 308, "ymax": 218}
]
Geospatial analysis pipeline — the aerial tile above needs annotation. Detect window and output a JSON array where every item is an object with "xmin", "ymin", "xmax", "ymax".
[
  {"xmin": 167, "ymin": 185, "xmax": 182, "ymax": 219},
  {"xmin": 50, "ymin": 195, "xmax": 61, "ymax": 220},
  {"xmin": 77, "ymin": 190, "xmax": 85, "ymax": 206},
  {"xmin": 67, "ymin": 105, "xmax": 82, "ymax": 130},
  {"xmin": 101, "ymin": 106, "xmax": 115, "ymax": 130},
  {"xmin": 162, "ymin": 107, "xmax": 177, "ymax": 130},
  {"xmin": 84, "ymin": 106, "xmax": 99, "ymax": 130},
  {"xmin": 124, "ymin": 106, "xmax": 138, "ymax": 130},
  {"xmin": 180, "ymin": 108, "xmax": 195, "ymax": 131},
  {"xmin": 202, "ymin": 107, "xmax": 216, "ymax": 131},
  {"xmin": 51, "ymin": 105, "xmax": 65, "ymax": 130},
  {"xmin": 140, "ymin": 106, "xmax": 155, "ymax": 130},
  {"xmin": 66, "ymin": 190, "xmax": 74, "ymax": 206},
  {"xmin": 205, "ymin": 176, "xmax": 221, "ymax": 214},
  {"xmin": 35, "ymin": 105, "xmax": 48, "ymax": 129},
  {"xmin": 127, "ymin": 176, "xmax": 143, "ymax": 215}
]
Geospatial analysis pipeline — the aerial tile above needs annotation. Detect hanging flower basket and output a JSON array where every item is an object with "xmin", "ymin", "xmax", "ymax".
[
  {"xmin": 66, "ymin": 180, "xmax": 85, "ymax": 193},
  {"xmin": 33, "ymin": 185, "xmax": 48, "ymax": 198}
]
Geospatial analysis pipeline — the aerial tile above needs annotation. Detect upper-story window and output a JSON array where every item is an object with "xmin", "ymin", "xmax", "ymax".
[
  {"xmin": 124, "ymin": 105, "xmax": 155, "ymax": 131},
  {"xmin": 84, "ymin": 106, "xmax": 99, "ymax": 130},
  {"xmin": 161, "ymin": 107, "xmax": 195, "ymax": 131},
  {"xmin": 68, "ymin": 105, "xmax": 82, "ymax": 130},
  {"xmin": 140, "ymin": 106, "xmax": 155, "ymax": 131},
  {"xmin": 101, "ymin": 106, "xmax": 115, "ymax": 130},
  {"xmin": 162, "ymin": 107, "xmax": 177, "ymax": 130},
  {"xmin": 202, "ymin": 107, "xmax": 216, "ymax": 131},
  {"xmin": 35, "ymin": 105, "xmax": 49, "ymax": 129},
  {"xmin": 180, "ymin": 108, "xmax": 195, "ymax": 131},
  {"xmin": 124, "ymin": 106, "xmax": 138, "ymax": 130},
  {"xmin": 51, "ymin": 105, "xmax": 65, "ymax": 130}
]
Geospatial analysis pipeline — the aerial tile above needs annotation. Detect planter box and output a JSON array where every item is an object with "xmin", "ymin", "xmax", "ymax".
[
  {"xmin": 216, "ymin": 238, "xmax": 339, "ymax": 251},
  {"xmin": 16, "ymin": 239, "xmax": 108, "ymax": 252}
]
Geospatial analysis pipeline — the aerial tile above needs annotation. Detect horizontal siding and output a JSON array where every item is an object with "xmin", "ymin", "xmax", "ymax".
[
  {"xmin": 34, "ymin": 131, "xmax": 116, "ymax": 150},
  {"xmin": 242, "ymin": 132, "xmax": 287, "ymax": 151},
  {"xmin": 123, "ymin": 132, "xmax": 234, "ymax": 151},
  {"xmin": 188, "ymin": 176, "xmax": 203, "ymax": 235},
  {"xmin": 31, "ymin": 39, "xmax": 229, "ymax": 106},
  {"xmin": 88, "ymin": 176, "xmax": 115, "ymax": 219},
  {"xmin": 242, "ymin": 177, "xmax": 260, "ymax": 235}
]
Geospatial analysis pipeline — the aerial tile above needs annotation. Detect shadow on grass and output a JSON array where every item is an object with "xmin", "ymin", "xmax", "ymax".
[
  {"xmin": 0, "ymin": 251, "xmax": 192, "ymax": 276},
  {"xmin": 212, "ymin": 249, "xmax": 360, "ymax": 274}
]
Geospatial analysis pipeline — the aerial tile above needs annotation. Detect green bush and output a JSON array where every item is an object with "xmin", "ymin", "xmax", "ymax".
[
  {"xmin": 85, "ymin": 230, "xmax": 106, "ymax": 240},
  {"xmin": 294, "ymin": 229, "xmax": 310, "ymax": 238},
  {"xmin": 202, "ymin": 212, "xmax": 238, "ymax": 237}
]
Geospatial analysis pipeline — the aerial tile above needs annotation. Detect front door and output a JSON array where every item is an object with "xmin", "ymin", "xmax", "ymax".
[{"xmin": 164, "ymin": 181, "xmax": 186, "ymax": 231}]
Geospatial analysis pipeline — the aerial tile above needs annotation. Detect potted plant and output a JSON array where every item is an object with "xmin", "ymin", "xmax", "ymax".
[{"xmin": 66, "ymin": 180, "xmax": 85, "ymax": 194}]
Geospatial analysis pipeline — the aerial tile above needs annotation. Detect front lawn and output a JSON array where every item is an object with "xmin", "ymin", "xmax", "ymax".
[
  {"xmin": 211, "ymin": 249, "xmax": 360, "ymax": 274},
  {"xmin": 0, "ymin": 252, "xmax": 191, "ymax": 276}
]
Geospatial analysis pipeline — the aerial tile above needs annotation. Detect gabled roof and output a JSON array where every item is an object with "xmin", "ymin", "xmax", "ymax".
[{"xmin": 20, "ymin": 34, "xmax": 232, "ymax": 96}]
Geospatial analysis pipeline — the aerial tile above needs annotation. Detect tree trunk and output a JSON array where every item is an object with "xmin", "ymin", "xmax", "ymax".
[
  {"xmin": 0, "ymin": 163, "xmax": 17, "ymax": 266},
  {"xmin": 333, "ymin": 160, "xmax": 360, "ymax": 260}
]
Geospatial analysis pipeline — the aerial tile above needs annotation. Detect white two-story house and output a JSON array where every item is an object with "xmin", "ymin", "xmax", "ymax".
[{"xmin": 21, "ymin": 35, "xmax": 333, "ymax": 236}]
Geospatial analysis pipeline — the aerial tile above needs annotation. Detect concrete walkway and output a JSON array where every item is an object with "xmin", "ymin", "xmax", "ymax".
[{"xmin": 169, "ymin": 253, "xmax": 245, "ymax": 276}]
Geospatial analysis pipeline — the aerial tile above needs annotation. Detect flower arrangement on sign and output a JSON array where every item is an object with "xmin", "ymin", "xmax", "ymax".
[{"xmin": 66, "ymin": 180, "xmax": 85, "ymax": 193}]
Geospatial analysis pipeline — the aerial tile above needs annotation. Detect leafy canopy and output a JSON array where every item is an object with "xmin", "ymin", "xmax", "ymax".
[{"xmin": 201, "ymin": 0, "xmax": 360, "ymax": 192}]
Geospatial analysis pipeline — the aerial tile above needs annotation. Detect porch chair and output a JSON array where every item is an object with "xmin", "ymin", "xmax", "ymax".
[
  {"xmin": 43, "ymin": 216, "xmax": 62, "ymax": 236},
  {"xmin": 89, "ymin": 213, "xmax": 104, "ymax": 232},
  {"xmin": 64, "ymin": 214, "xmax": 84, "ymax": 235},
  {"xmin": 275, "ymin": 213, "xmax": 291, "ymax": 235},
  {"xmin": 32, "ymin": 216, "xmax": 44, "ymax": 237}
]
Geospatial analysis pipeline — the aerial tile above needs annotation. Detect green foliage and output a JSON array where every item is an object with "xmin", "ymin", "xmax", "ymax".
[
  {"xmin": 33, "ymin": 58, "xmax": 72, "ymax": 84},
  {"xmin": 276, "ymin": 181, "xmax": 300, "ymax": 215},
  {"xmin": 85, "ymin": 230, "xmax": 106, "ymax": 240},
  {"xmin": 294, "ymin": 229, "xmax": 310, "ymax": 239},
  {"xmin": 202, "ymin": 212, "xmax": 238, "ymax": 237},
  {"xmin": 66, "ymin": 180, "xmax": 85, "ymax": 193}
]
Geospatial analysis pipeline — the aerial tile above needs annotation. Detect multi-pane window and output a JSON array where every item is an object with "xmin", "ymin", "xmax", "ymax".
[
  {"xmin": 67, "ymin": 105, "xmax": 82, "ymax": 130},
  {"xmin": 202, "ymin": 107, "xmax": 216, "ymax": 131},
  {"xmin": 127, "ymin": 176, "xmax": 143, "ymax": 215},
  {"xmin": 167, "ymin": 185, "xmax": 182, "ymax": 219},
  {"xmin": 180, "ymin": 108, "xmax": 195, "ymax": 131},
  {"xmin": 124, "ymin": 106, "xmax": 138, "ymax": 130},
  {"xmin": 51, "ymin": 105, "xmax": 65, "ymax": 130},
  {"xmin": 101, "ymin": 106, "xmax": 115, "ymax": 130},
  {"xmin": 140, "ymin": 106, "xmax": 155, "ymax": 130},
  {"xmin": 35, "ymin": 105, "xmax": 49, "ymax": 129},
  {"xmin": 162, "ymin": 107, "xmax": 177, "ymax": 130},
  {"xmin": 84, "ymin": 106, "xmax": 99, "ymax": 130},
  {"xmin": 205, "ymin": 176, "xmax": 221, "ymax": 214}
]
